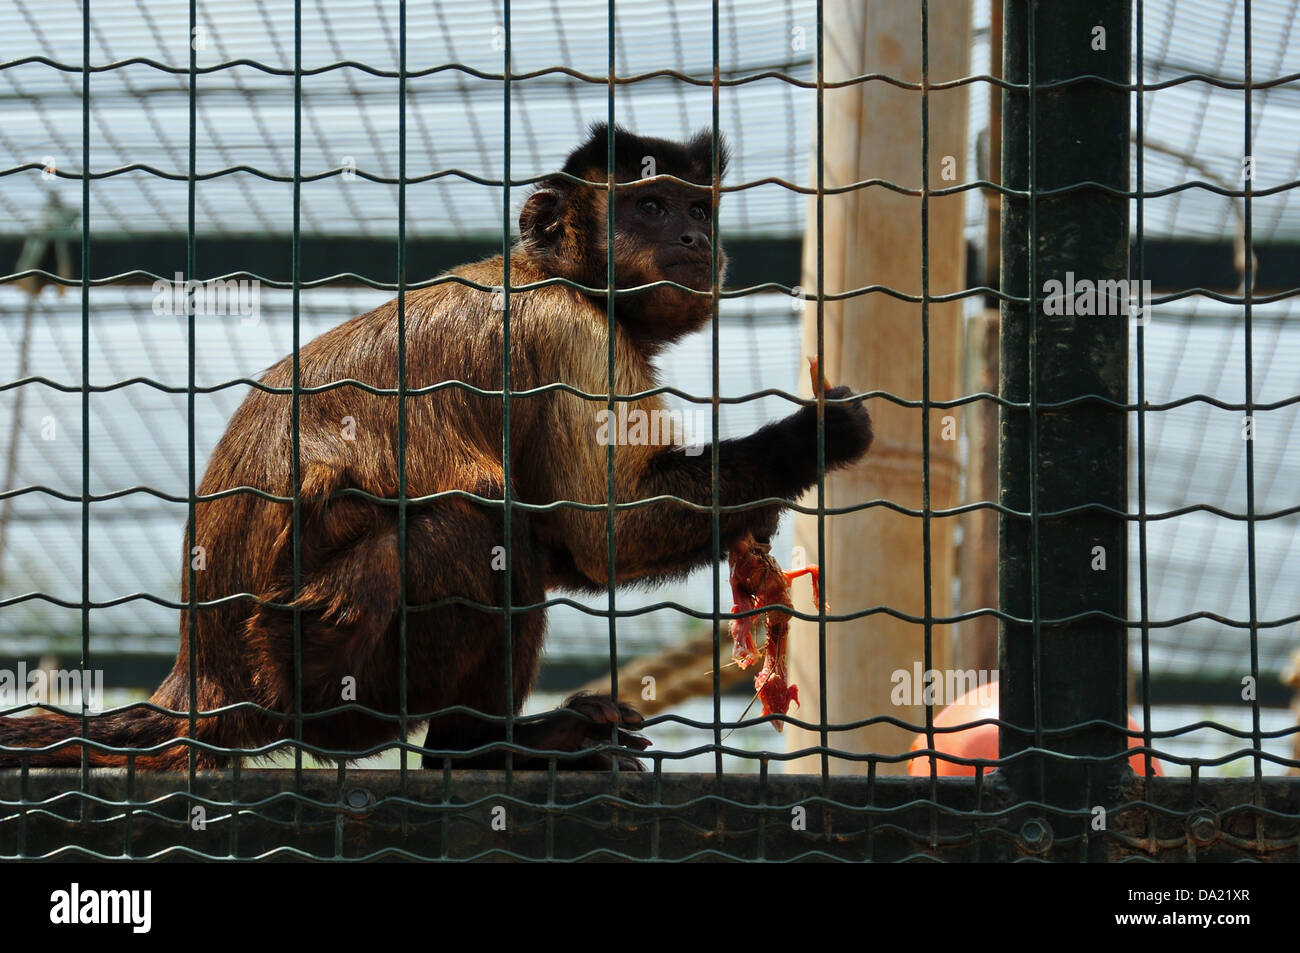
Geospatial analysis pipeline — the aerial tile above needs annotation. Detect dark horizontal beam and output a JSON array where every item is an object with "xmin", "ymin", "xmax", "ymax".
[
  {"xmin": 1137, "ymin": 672, "xmax": 1292, "ymax": 709},
  {"xmin": 1140, "ymin": 237, "xmax": 1300, "ymax": 295},
  {"xmin": 0, "ymin": 235, "xmax": 801, "ymax": 292},
  {"xmin": 2, "ymin": 235, "xmax": 1296, "ymax": 294}
]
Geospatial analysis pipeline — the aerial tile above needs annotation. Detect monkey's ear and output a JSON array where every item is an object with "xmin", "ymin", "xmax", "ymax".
[
  {"xmin": 687, "ymin": 128, "xmax": 729, "ymax": 183},
  {"xmin": 519, "ymin": 188, "xmax": 563, "ymax": 245}
]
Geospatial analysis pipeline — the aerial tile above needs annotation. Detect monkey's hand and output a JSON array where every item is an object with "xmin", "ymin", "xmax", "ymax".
[
  {"xmin": 792, "ymin": 384, "xmax": 873, "ymax": 470},
  {"xmin": 525, "ymin": 692, "xmax": 650, "ymax": 771}
]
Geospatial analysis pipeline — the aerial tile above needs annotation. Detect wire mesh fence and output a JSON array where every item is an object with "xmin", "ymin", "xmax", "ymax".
[{"xmin": 0, "ymin": 0, "xmax": 1297, "ymax": 861}]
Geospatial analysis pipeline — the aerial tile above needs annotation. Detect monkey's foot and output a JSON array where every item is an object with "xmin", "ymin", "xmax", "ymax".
[{"xmin": 532, "ymin": 692, "xmax": 650, "ymax": 771}]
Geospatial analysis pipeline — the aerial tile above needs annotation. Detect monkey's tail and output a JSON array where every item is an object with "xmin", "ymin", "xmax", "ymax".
[{"xmin": 0, "ymin": 705, "xmax": 194, "ymax": 770}]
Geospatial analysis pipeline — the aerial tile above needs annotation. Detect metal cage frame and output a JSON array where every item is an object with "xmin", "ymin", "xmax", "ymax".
[{"xmin": 1, "ymin": 0, "xmax": 1298, "ymax": 861}]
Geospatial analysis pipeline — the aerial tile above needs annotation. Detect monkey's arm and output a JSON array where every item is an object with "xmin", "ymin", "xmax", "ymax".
[{"xmin": 558, "ymin": 387, "xmax": 872, "ymax": 587}]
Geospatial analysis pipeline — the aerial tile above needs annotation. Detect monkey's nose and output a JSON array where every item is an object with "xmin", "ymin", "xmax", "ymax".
[{"xmin": 679, "ymin": 231, "xmax": 710, "ymax": 248}]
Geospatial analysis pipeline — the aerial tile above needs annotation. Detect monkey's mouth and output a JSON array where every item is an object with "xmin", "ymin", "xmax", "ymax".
[{"xmin": 661, "ymin": 255, "xmax": 714, "ymax": 282}]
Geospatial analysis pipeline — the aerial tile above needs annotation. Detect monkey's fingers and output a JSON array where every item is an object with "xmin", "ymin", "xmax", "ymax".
[{"xmin": 613, "ymin": 727, "xmax": 653, "ymax": 752}]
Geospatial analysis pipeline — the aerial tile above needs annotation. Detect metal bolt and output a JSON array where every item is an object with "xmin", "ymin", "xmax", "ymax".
[
  {"xmin": 345, "ymin": 788, "xmax": 372, "ymax": 811},
  {"xmin": 1020, "ymin": 817, "xmax": 1053, "ymax": 853},
  {"xmin": 1186, "ymin": 811, "xmax": 1219, "ymax": 845}
]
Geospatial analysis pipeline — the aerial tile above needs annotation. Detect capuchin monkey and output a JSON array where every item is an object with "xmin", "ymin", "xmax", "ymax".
[{"xmin": 0, "ymin": 124, "xmax": 872, "ymax": 771}]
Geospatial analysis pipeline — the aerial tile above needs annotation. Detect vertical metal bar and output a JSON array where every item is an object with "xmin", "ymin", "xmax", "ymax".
[
  {"xmin": 864, "ymin": 761, "xmax": 876, "ymax": 860},
  {"xmin": 230, "ymin": 754, "xmax": 240, "ymax": 858},
  {"xmin": 291, "ymin": 0, "xmax": 304, "ymax": 781},
  {"xmin": 605, "ymin": 0, "xmax": 620, "ymax": 776},
  {"xmin": 79, "ymin": 0, "xmax": 91, "ymax": 803},
  {"xmin": 1134, "ymin": 0, "xmax": 1155, "ymax": 804},
  {"xmin": 919, "ymin": 0, "xmax": 939, "ymax": 849},
  {"xmin": 998, "ymin": 1, "xmax": 1131, "ymax": 834},
  {"xmin": 651, "ymin": 760, "xmax": 662, "ymax": 859},
  {"xmin": 123, "ymin": 753, "xmax": 134, "ymax": 856},
  {"xmin": 186, "ymin": 0, "xmax": 199, "ymax": 787},
  {"xmin": 709, "ymin": 0, "xmax": 722, "ymax": 793},
  {"xmin": 440, "ymin": 760, "xmax": 451, "ymax": 858},
  {"xmin": 397, "ymin": 0, "xmax": 410, "ymax": 795},
  {"xmin": 502, "ymin": 0, "xmax": 515, "ymax": 782},
  {"xmin": 544, "ymin": 761, "xmax": 556, "ymax": 860},
  {"xmin": 1241, "ymin": 0, "xmax": 1262, "ymax": 806},
  {"xmin": 814, "ymin": 0, "xmax": 828, "ymax": 793},
  {"xmin": 1024, "ymin": 0, "xmax": 1043, "ymax": 808},
  {"xmin": 334, "ymin": 762, "xmax": 345, "ymax": 858},
  {"xmin": 17, "ymin": 762, "xmax": 28, "ymax": 857}
]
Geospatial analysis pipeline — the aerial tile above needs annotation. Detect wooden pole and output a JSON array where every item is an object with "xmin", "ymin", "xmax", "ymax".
[
  {"xmin": 955, "ymin": 309, "xmax": 999, "ymax": 673},
  {"xmin": 786, "ymin": 0, "xmax": 971, "ymax": 774},
  {"xmin": 953, "ymin": 0, "xmax": 1002, "ymax": 675}
]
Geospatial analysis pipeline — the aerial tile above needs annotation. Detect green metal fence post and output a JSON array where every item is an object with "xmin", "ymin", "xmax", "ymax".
[{"xmin": 998, "ymin": 0, "xmax": 1131, "ymax": 849}]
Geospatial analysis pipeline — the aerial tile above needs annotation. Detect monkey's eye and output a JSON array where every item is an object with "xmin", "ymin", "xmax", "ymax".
[
  {"xmin": 637, "ymin": 197, "xmax": 666, "ymax": 216},
  {"xmin": 689, "ymin": 203, "xmax": 711, "ymax": 221}
]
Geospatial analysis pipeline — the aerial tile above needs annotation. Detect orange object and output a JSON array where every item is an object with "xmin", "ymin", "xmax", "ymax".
[
  {"xmin": 907, "ymin": 680, "xmax": 1163, "ymax": 776},
  {"xmin": 809, "ymin": 357, "xmax": 831, "ymax": 396}
]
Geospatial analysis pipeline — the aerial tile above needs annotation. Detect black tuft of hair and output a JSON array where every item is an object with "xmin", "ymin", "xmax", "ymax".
[{"xmin": 560, "ymin": 122, "xmax": 728, "ymax": 185}]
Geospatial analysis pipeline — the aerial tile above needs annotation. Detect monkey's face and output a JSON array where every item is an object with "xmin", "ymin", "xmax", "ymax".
[
  {"xmin": 517, "ymin": 127, "xmax": 730, "ymax": 349},
  {"xmin": 607, "ymin": 182, "xmax": 724, "ymax": 294}
]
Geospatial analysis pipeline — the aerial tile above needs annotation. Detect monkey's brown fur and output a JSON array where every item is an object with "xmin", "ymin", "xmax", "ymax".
[{"xmin": 0, "ymin": 124, "xmax": 872, "ymax": 770}]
